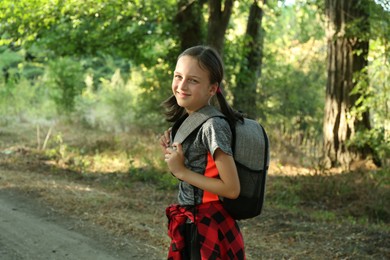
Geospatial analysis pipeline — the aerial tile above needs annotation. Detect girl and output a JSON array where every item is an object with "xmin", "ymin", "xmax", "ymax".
[{"xmin": 160, "ymin": 46, "xmax": 245, "ymax": 260}]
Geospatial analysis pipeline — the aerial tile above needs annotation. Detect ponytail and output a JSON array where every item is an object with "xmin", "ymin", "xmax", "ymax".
[{"xmin": 213, "ymin": 85, "xmax": 244, "ymax": 129}]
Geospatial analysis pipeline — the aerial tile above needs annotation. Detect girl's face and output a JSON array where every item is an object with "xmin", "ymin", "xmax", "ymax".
[{"xmin": 172, "ymin": 55, "xmax": 218, "ymax": 114}]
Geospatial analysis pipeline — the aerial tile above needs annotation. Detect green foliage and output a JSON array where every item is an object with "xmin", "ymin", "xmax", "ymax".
[
  {"xmin": 0, "ymin": 47, "xmax": 23, "ymax": 74},
  {"xmin": 0, "ymin": 47, "xmax": 53, "ymax": 123},
  {"xmin": 0, "ymin": 0, "xmax": 177, "ymax": 64},
  {"xmin": 255, "ymin": 1, "xmax": 326, "ymax": 149},
  {"xmin": 279, "ymin": 0, "xmax": 325, "ymax": 43},
  {"xmin": 135, "ymin": 59, "xmax": 176, "ymax": 130},
  {"xmin": 348, "ymin": 37, "xmax": 390, "ymax": 166},
  {"xmin": 350, "ymin": 128, "xmax": 390, "ymax": 166},
  {"xmin": 46, "ymin": 57, "xmax": 85, "ymax": 114},
  {"xmin": 3, "ymin": 79, "xmax": 47, "ymax": 119},
  {"xmin": 225, "ymin": 0, "xmax": 326, "ymax": 139},
  {"xmin": 75, "ymin": 68, "xmax": 138, "ymax": 131}
]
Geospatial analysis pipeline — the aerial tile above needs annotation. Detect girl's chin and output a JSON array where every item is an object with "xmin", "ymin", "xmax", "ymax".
[
  {"xmin": 176, "ymin": 101, "xmax": 191, "ymax": 109},
  {"xmin": 176, "ymin": 98, "xmax": 190, "ymax": 106}
]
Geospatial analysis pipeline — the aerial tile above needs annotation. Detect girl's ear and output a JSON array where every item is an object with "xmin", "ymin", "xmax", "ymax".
[{"xmin": 209, "ymin": 83, "xmax": 219, "ymax": 96}]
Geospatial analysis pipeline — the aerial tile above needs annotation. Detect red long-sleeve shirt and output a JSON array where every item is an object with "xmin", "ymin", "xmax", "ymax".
[{"xmin": 166, "ymin": 201, "xmax": 245, "ymax": 260}]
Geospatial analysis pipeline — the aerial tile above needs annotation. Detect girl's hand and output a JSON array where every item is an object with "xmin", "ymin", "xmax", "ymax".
[
  {"xmin": 164, "ymin": 143, "xmax": 186, "ymax": 178},
  {"xmin": 159, "ymin": 128, "xmax": 171, "ymax": 154}
]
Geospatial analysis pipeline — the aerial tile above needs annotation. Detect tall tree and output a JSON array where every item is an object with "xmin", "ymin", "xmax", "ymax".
[
  {"xmin": 207, "ymin": 0, "xmax": 235, "ymax": 54},
  {"xmin": 233, "ymin": 0, "xmax": 266, "ymax": 118},
  {"xmin": 323, "ymin": 0, "xmax": 373, "ymax": 168},
  {"xmin": 175, "ymin": 0, "xmax": 207, "ymax": 52}
]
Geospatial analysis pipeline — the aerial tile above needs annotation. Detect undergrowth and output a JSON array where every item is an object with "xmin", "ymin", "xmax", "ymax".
[
  {"xmin": 267, "ymin": 168, "xmax": 390, "ymax": 226},
  {"xmin": 4, "ymin": 121, "xmax": 389, "ymax": 227}
]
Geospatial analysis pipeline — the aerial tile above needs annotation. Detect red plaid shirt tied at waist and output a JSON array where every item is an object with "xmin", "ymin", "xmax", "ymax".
[{"xmin": 166, "ymin": 201, "xmax": 245, "ymax": 260}]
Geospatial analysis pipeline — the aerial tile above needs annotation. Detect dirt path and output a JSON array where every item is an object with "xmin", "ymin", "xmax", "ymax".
[{"xmin": 0, "ymin": 188, "xmax": 161, "ymax": 260}]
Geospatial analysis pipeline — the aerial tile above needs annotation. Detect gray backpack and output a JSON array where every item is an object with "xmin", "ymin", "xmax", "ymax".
[{"xmin": 172, "ymin": 106, "xmax": 269, "ymax": 220}]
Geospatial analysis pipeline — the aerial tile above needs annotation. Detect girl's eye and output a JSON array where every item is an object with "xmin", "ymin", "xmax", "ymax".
[
  {"xmin": 174, "ymin": 75, "xmax": 182, "ymax": 80},
  {"xmin": 188, "ymin": 79, "xmax": 198, "ymax": 84}
]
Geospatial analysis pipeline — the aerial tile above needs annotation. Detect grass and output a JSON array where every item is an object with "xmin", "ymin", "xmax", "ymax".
[
  {"xmin": 2, "ymin": 120, "xmax": 389, "ymax": 227},
  {"xmin": 266, "ymin": 168, "xmax": 390, "ymax": 226}
]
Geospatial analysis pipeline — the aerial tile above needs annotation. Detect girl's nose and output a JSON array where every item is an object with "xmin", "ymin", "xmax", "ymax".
[{"xmin": 178, "ymin": 79, "xmax": 188, "ymax": 90}]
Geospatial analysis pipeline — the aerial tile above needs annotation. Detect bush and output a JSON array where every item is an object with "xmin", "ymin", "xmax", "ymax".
[{"xmin": 45, "ymin": 57, "xmax": 85, "ymax": 114}]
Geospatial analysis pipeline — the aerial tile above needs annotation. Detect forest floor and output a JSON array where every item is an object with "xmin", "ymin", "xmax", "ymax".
[{"xmin": 0, "ymin": 121, "xmax": 389, "ymax": 260}]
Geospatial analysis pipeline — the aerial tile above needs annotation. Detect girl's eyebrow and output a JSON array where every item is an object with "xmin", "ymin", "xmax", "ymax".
[{"xmin": 174, "ymin": 71, "xmax": 201, "ymax": 79}]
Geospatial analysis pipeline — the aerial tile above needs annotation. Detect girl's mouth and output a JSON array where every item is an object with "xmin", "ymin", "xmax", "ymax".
[{"xmin": 176, "ymin": 91, "xmax": 191, "ymax": 98}]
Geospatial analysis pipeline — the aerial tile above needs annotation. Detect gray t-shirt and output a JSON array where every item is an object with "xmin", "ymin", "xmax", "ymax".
[{"xmin": 178, "ymin": 116, "xmax": 233, "ymax": 205}]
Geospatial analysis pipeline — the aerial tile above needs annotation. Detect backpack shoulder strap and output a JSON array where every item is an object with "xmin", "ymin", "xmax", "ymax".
[{"xmin": 172, "ymin": 106, "xmax": 224, "ymax": 144}]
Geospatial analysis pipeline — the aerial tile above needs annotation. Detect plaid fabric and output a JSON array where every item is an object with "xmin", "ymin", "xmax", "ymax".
[{"xmin": 166, "ymin": 201, "xmax": 245, "ymax": 260}]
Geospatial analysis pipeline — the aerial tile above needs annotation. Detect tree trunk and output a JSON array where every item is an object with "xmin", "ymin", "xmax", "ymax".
[
  {"xmin": 175, "ymin": 0, "xmax": 206, "ymax": 52},
  {"xmin": 233, "ymin": 0, "xmax": 265, "ymax": 119},
  {"xmin": 207, "ymin": 0, "xmax": 234, "ymax": 54},
  {"xmin": 323, "ymin": 0, "xmax": 372, "ymax": 168}
]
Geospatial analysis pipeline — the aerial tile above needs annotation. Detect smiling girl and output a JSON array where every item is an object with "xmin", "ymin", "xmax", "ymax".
[{"xmin": 160, "ymin": 46, "xmax": 246, "ymax": 259}]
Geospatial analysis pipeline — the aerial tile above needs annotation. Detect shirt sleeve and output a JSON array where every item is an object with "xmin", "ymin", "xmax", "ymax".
[{"xmin": 201, "ymin": 117, "xmax": 233, "ymax": 158}]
